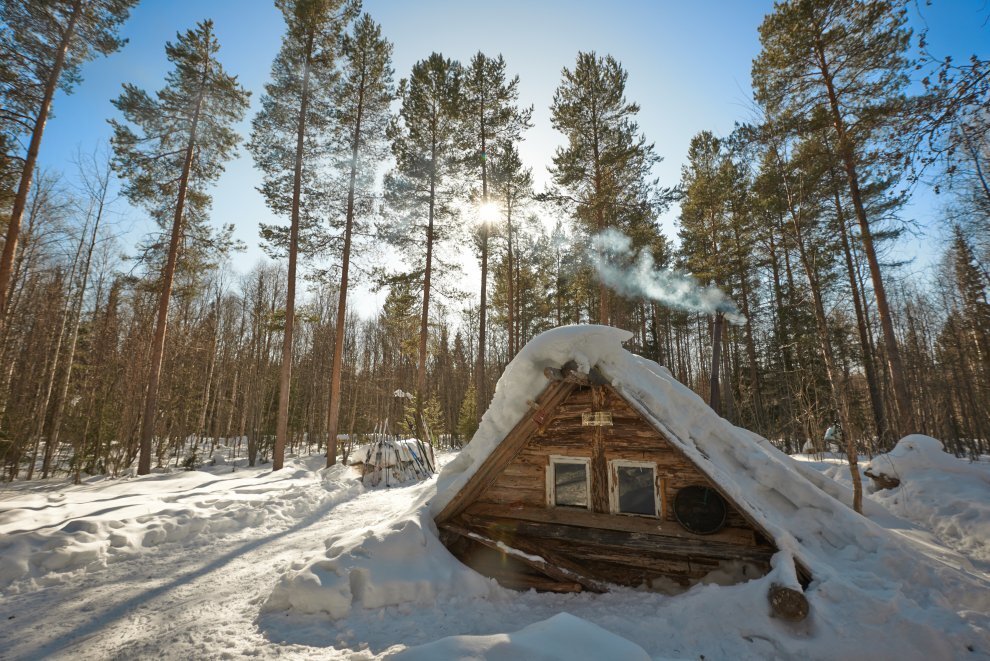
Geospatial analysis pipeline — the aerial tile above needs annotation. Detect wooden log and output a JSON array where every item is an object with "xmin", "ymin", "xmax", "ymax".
[
  {"xmin": 864, "ymin": 468, "xmax": 901, "ymax": 490},
  {"xmin": 464, "ymin": 502, "xmax": 762, "ymax": 547},
  {"xmin": 492, "ymin": 574, "xmax": 583, "ymax": 593},
  {"xmin": 442, "ymin": 522, "xmax": 607, "ymax": 593},
  {"xmin": 461, "ymin": 512, "xmax": 777, "ymax": 565},
  {"xmin": 768, "ymin": 583, "xmax": 809, "ymax": 621}
]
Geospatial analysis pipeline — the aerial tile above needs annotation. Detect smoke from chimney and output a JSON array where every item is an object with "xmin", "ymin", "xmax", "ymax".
[{"xmin": 591, "ymin": 228, "xmax": 745, "ymax": 324}]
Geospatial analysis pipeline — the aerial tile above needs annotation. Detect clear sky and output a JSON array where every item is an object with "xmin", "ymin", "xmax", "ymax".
[{"xmin": 34, "ymin": 0, "xmax": 990, "ymax": 316}]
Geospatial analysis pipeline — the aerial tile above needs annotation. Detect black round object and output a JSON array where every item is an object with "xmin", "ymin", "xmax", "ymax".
[{"xmin": 673, "ymin": 485, "xmax": 727, "ymax": 535}]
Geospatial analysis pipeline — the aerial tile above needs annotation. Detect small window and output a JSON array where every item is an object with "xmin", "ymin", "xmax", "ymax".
[
  {"xmin": 547, "ymin": 456, "xmax": 591, "ymax": 509},
  {"xmin": 609, "ymin": 460, "xmax": 659, "ymax": 517}
]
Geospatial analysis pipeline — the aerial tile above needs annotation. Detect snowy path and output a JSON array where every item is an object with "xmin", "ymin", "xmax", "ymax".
[{"xmin": 0, "ymin": 461, "xmax": 435, "ymax": 660}]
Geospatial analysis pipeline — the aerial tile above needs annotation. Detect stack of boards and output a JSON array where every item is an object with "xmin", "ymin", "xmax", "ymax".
[{"xmin": 350, "ymin": 438, "xmax": 435, "ymax": 487}]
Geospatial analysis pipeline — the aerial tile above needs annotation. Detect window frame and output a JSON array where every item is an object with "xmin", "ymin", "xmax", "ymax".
[
  {"xmin": 608, "ymin": 459, "xmax": 661, "ymax": 518},
  {"xmin": 546, "ymin": 455, "xmax": 592, "ymax": 510}
]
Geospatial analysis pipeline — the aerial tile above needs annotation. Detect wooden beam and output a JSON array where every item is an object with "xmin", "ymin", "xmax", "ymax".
[
  {"xmin": 464, "ymin": 502, "xmax": 761, "ymax": 547},
  {"xmin": 768, "ymin": 583, "xmax": 809, "ymax": 621},
  {"xmin": 434, "ymin": 380, "xmax": 574, "ymax": 525},
  {"xmin": 461, "ymin": 513, "xmax": 777, "ymax": 565},
  {"xmin": 590, "ymin": 386, "xmax": 609, "ymax": 513},
  {"xmin": 442, "ymin": 522, "xmax": 608, "ymax": 593}
]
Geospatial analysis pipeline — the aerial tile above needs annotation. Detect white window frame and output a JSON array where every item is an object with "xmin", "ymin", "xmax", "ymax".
[
  {"xmin": 546, "ymin": 455, "xmax": 592, "ymax": 510},
  {"xmin": 608, "ymin": 459, "xmax": 661, "ymax": 518}
]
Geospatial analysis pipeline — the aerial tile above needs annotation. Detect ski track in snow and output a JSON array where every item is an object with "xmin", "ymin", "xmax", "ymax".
[{"xmin": 0, "ymin": 463, "xmax": 429, "ymax": 661}]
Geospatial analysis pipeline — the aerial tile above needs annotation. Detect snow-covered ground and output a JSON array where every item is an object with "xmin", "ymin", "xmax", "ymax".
[
  {"xmin": 3, "ymin": 325, "xmax": 990, "ymax": 661},
  {"xmin": 0, "ymin": 442, "xmax": 988, "ymax": 660}
]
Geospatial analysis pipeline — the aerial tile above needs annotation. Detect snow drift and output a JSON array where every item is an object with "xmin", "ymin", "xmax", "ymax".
[
  {"xmin": 865, "ymin": 434, "xmax": 990, "ymax": 564},
  {"xmin": 391, "ymin": 612, "xmax": 650, "ymax": 661},
  {"xmin": 264, "ymin": 470, "xmax": 499, "ymax": 620},
  {"xmin": 0, "ymin": 456, "xmax": 359, "ymax": 591}
]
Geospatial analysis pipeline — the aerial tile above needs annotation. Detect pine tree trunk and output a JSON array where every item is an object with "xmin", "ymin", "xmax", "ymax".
[
  {"xmin": 709, "ymin": 312, "xmax": 723, "ymax": 415},
  {"xmin": 477, "ymin": 225, "xmax": 488, "ymax": 421},
  {"xmin": 28, "ymin": 272, "xmax": 71, "ymax": 479},
  {"xmin": 0, "ymin": 184, "xmax": 48, "ymax": 421},
  {"xmin": 416, "ymin": 140, "xmax": 437, "ymax": 433},
  {"xmin": 0, "ymin": 0, "xmax": 84, "ymax": 333},
  {"xmin": 326, "ymin": 74, "xmax": 365, "ymax": 469},
  {"xmin": 275, "ymin": 37, "xmax": 314, "ymax": 472},
  {"xmin": 137, "ymin": 58, "xmax": 209, "ymax": 476},
  {"xmin": 816, "ymin": 44, "xmax": 914, "ymax": 436},
  {"xmin": 783, "ymin": 178, "xmax": 863, "ymax": 514},
  {"xmin": 506, "ymin": 204, "xmax": 514, "ymax": 356},
  {"xmin": 476, "ymin": 105, "xmax": 489, "ymax": 423},
  {"xmin": 833, "ymin": 181, "xmax": 888, "ymax": 450},
  {"xmin": 732, "ymin": 223, "xmax": 764, "ymax": 428}
]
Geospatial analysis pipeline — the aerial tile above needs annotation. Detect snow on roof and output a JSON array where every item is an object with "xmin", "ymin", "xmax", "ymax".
[{"xmin": 433, "ymin": 325, "xmax": 990, "ymax": 642}]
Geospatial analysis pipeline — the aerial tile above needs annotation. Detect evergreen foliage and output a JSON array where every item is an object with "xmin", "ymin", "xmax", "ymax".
[{"xmin": 110, "ymin": 20, "xmax": 249, "ymax": 474}]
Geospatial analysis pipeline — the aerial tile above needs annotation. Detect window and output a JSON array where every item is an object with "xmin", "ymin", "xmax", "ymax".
[
  {"xmin": 609, "ymin": 460, "xmax": 659, "ymax": 517},
  {"xmin": 547, "ymin": 456, "xmax": 591, "ymax": 509}
]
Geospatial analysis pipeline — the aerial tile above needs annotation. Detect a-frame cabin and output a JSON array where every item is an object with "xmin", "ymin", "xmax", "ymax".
[{"xmin": 434, "ymin": 343, "xmax": 810, "ymax": 618}]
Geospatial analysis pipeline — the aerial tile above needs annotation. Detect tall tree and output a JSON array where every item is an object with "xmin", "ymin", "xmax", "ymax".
[
  {"xmin": 678, "ymin": 131, "xmax": 735, "ymax": 414},
  {"xmin": 460, "ymin": 52, "xmax": 531, "ymax": 419},
  {"xmin": 248, "ymin": 0, "xmax": 356, "ymax": 471},
  {"xmin": 324, "ymin": 13, "xmax": 394, "ymax": 467},
  {"xmin": 753, "ymin": 0, "xmax": 916, "ymax": 434},
  {"xmin": 385, "ymin": 53, "xmax": 463, "ymax": 426},
  {"xmin": 489, "ymin": 143, "xmax": 532, "ymax": 358},
  {"xmin": 548, "ymin": 51, "xmax": 662, "ymax": 324},
  {"xmin": 110, "ymin": 20, "xmax": 249, "ymax": 475},
  {"xmin": 0, "ymin": 0, "xmax": 137, "ymax": 334}
]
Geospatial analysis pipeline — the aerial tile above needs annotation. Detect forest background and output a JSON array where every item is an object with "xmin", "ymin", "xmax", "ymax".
[{"xmin": 0, "ymin": 0, "xmax": 987, "ymax": 482}]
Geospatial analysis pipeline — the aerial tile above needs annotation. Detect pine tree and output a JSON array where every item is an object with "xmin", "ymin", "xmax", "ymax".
[
  {"xmin": 753, "ymin": 0, "xmax": 916, "ymax": 434},
  {"xmin": 677, "ymin": 131, "xmax": 736, "ymax": 414},
  {"xmin": 457, "ymin": 382, "xmax": 478, "ymax": 443},
  {"xmin": 384, "ymin": 53, "xmax": 463, "ymax": 429},
  {"xmin": 952, "ymin": 226, "xmax": 990, "ymax": 368},
  {"xmin": 489, "ymin": 143, "xmax": 532, "ymax": 357},
  {"xmin": 548, "ymin": 51, "xmax": 662, "ymax": 324},
  {"xmin": 0, "ymin": 0, "xmax": 137, "ymax": 333},
  {"xmin": 460, "ymin": 52, "xmax": 531, "ymax": 419},
  {"xmin": 324, "ymin": 13, "xmax": 394, "ymax": 468},
  {"xmin": 110, "ymin": 20, "xmax": 249, "ymax": 475},
  {"xmin": 248, "ymin": 0, "xmax": 356, "ymax": 471}
]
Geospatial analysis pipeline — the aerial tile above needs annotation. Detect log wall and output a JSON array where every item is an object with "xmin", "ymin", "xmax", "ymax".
[{"xmin": 441, "ymin": 383, "xmax": 776, "ymax": 591}]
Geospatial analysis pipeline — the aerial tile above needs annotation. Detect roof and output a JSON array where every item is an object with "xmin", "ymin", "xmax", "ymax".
[{"xmin": 432, "ymin": 326, "xmax": 990, "ymax": 609}]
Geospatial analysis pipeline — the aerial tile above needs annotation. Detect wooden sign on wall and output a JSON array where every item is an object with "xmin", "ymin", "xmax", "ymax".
[{"xmin": 581, "ymin": 411, "xmax": 613, "ymax": 427}]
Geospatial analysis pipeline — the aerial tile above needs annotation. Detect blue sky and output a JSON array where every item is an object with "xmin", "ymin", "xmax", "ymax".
[{"xmin": 34, "ymin": 0, "xmax": 990, "ymax": 314}]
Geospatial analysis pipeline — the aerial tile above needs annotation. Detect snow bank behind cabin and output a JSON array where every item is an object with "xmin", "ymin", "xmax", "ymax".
[{"xmin": 865, "ymin": 434, "xmax": 990, "ymax": 564}]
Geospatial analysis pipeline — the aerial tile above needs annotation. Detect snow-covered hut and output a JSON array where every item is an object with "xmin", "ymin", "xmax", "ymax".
[{"xmin": 433, "ymin": 326, "xmax": 817, "ymax": 615}]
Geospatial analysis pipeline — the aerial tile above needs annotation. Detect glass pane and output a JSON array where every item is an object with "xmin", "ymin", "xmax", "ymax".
[
  {"xmin": 553, "ymin": 462, "xmax": 588, "ymax": 508},
  {"xmin": 617, "ymin": 466, "xmax": 655, "ymax": 515}
]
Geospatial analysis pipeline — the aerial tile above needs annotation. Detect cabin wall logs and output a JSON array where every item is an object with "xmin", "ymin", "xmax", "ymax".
[
  {"xmin": 443, "ymin": 385, "xmax": 775, "ymax": 591},
  {"xmin": 477, "ymin": 386, "xmax": 752, "ymax": 535}
]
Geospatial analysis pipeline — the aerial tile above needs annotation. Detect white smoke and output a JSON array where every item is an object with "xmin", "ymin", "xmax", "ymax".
[{"xmin": 591, "ymin": 228, "xmax": 745, "ymax": 324}]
